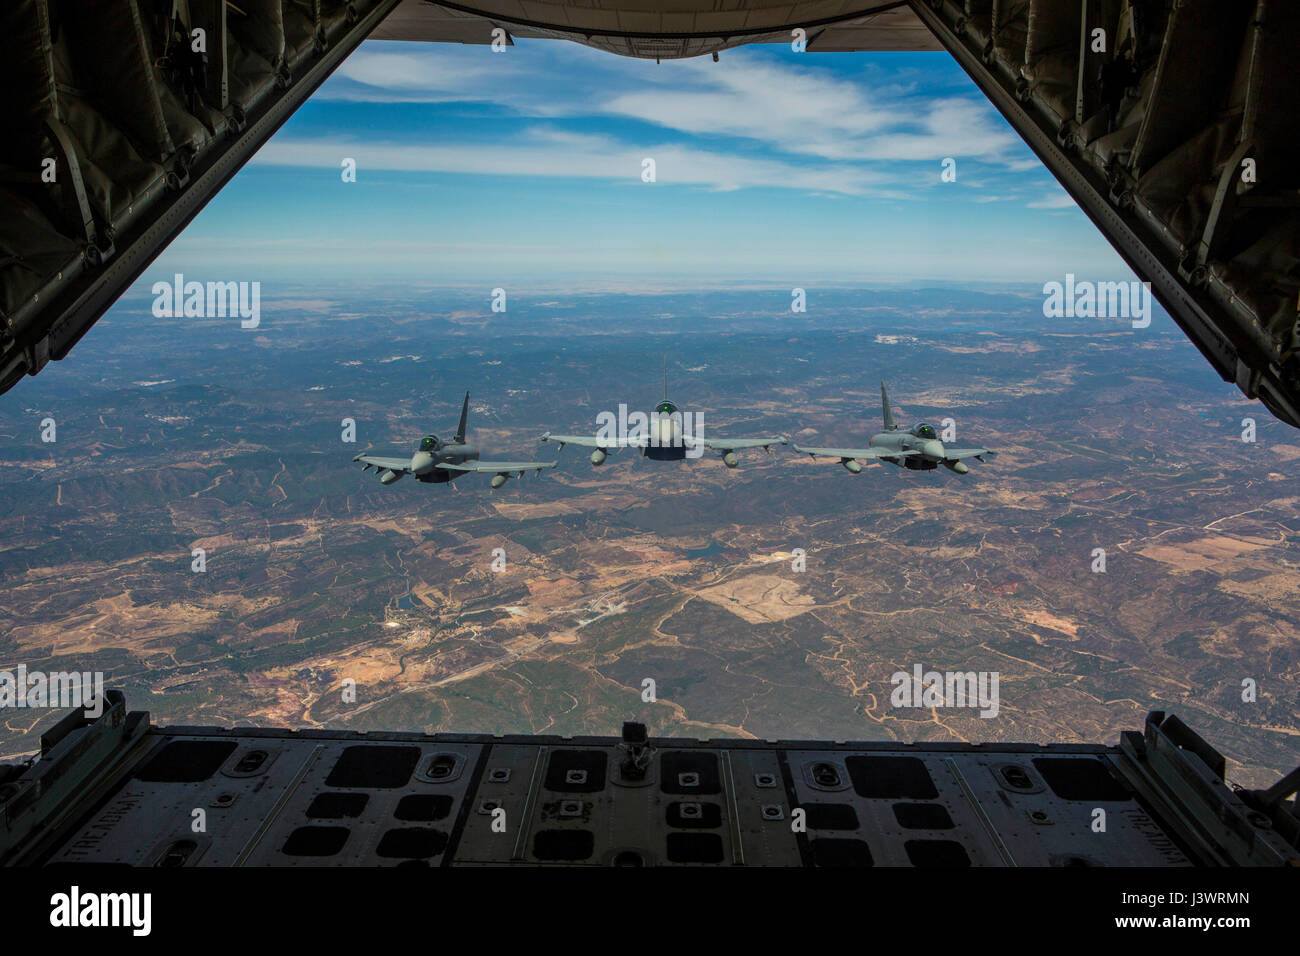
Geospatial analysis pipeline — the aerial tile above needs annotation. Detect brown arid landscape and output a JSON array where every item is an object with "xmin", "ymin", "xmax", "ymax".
[{"xmin": 2, "ymin": 284, "xmax": 1297, "ymax": 789}]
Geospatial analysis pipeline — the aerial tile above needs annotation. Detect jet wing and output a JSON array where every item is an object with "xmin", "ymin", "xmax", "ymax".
[
  {"xmin": 792, "ymin": 445, "xmax": 916, "ymax": 460},
  {"xmin": 539, "ymin": 432, "xmax": 648, "ymax": 449},
  {"xmin": 687, "ymin": 436, "xmax": 788, "ymax": 451},
  {"xmin": 352, "ymin": 454, "xmax": 412, "ymax": 473},
  {"xmin": 436, "ymin": 460, "xmax": 557, "ymax": 474},
  {"xmin": 943, "ymin": 448, "xmax": 998, "ymax": 461}
]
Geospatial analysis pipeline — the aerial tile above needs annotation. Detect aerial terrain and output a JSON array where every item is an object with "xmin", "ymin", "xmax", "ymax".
[{"xmin": 1, "ymin": 283, "xmax": 1296, "ymax": 789}]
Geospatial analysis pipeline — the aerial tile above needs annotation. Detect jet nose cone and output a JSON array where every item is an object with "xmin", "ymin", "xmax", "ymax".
[
  {"xmin": 411, "ymin": 452, "xmax": 434, "ymax": 474},
  {"xmin": 922, "ymin": 440, "xmax": 945, "ymax": 459}
]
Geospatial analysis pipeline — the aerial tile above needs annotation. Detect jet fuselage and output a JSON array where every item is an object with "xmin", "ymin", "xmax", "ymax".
[
  {"xmin": 869, "ymin": 422, "xmax": 946, "ymax": 471},
  {"xmin": 411, "ymin": 435, "xmax": 480, "ymax": 483},
  {"xmin": 642, "ymin": 400, "xmax": 687, "ymax": 461}
]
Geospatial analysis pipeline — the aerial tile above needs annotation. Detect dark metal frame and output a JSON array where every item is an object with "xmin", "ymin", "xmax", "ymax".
[
  {"xmin": 907, "ymin": 0, "xmax": 1300, "ymax": 428},
  {"xmin": 5, "ymin": 0, "xmax": 403, "ymax": 390}
]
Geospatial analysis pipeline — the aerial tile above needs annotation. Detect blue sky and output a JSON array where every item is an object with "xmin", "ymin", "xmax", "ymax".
[{"xmin": 149, "ymin": 39, "xmax": 1134, "ymax": 286}]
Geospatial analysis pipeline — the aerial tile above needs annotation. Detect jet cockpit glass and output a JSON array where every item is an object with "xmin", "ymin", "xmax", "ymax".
[
  {"xmin": 420, "ymin": 435, "xmax": 438, "ymax": 451},
  {"xmin": 915, "ymin": 424, "xmax": 937, "ymax": 440}
]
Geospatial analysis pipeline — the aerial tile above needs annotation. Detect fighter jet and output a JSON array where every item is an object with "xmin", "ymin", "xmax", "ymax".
[
  {"xmin": 540, "ymin": 359, "xmax": 786, "ymax": 468},
  {"xmin": 793, "ymin": 383, "xmax": 996, "ymax": 475},
  {"xmin": 352, "ymin": 392, "xmax": 557, "ymax": 489}
]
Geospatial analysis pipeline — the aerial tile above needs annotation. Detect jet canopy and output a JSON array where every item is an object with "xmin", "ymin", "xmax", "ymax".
[
  {"xmin": 420, "ymin": 435, "xmax": 439, "ymax": 451},
  {"xmin": 914, "ymin": 423, "xmax": 937, "ymax": 440}
]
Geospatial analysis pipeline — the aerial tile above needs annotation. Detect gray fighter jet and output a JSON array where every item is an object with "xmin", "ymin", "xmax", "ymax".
[
  {"xmin": 352, "ymin": 392, "xmax": 556, "ymax": 489},
  {"xmin": 794, "ymin": 383, "xmax": 996, "ymax": 475},
  {"xmin": 540, "ymin": 360, "xmax": 786, "ymax": 468}
]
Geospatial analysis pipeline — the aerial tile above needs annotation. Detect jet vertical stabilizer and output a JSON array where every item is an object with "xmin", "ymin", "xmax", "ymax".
[{"xmin": 455, "ymin": 391, "xmax": 470, "ymax": 444}]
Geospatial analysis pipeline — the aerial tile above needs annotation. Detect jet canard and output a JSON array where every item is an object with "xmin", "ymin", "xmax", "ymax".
[
  {"xmin": 794, "ymin": 382, "xmax": 996, "ymax": 475},
  {"xmin": 352, "ymin": 392, "xmax": 556, "ymax": 489},
  {"xmin": 539, "ymin": 358, "xmax": 786, "ymax": 468}
]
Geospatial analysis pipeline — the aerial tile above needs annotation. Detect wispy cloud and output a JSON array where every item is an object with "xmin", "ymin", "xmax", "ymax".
[
  {"xmin": 321, "ymin": 42, "xmax": 1031, "ymax": 175},
  {"xmin": 252, "ymin": 126, "xmax": 901, "ymax": 196},
  {"xmin": 325, "ymin": 49, "xmax": 509, "ymax": 101},
  {"xmin": 1027, "ymin": 192, "xmax": 1077, "ymax": 209},
  {"xmin": 603, "ymin": 58, "xmax": 1019, "ymax": 163},
  {"xmin": 160, "ymin": 41, "xmax": 1122, "ymax": 282}
]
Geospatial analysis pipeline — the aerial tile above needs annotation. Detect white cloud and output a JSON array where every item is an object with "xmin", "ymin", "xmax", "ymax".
[
  {"xmin": 174, "ymin": 40, "xmax": 1098, "ymax": 281},
  {"xmin": 603, "ymin": 58, "xmax": 1019, "ymax": 164},
  {"xmin": 322, "ymin": 42, "xmax": 624, "ymax": 113},
  {"xmin": 251, "ymin": 127, "xmax": 899, "ymax": 196},
  {"xmin": 330, "ymin": 50, "xmax": 505, "ymax": 99},
  {"xmin": 320, "ymin": 41, "xmax": 1035, "ymax": 175},
  {"xmin": 1027, "ymin": 192, "xmax": 1077, "ymax": 209},
  {"xmin": 602, "ymin": 56, "xmax": 894, "ymax": 160}
]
